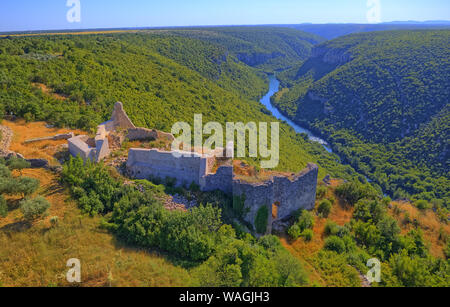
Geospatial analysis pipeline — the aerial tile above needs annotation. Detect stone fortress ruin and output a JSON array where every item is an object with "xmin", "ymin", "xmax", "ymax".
[{"xmin": 68, "ymin": 102, "xmax": 318, "ymax": 234}]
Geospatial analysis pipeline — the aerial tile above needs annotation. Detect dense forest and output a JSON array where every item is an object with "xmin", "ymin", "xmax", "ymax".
[
  {"xmin": 273, "ymin": 30, "xmax": 450, "ymax": 206},
  {"xmin": 162, "ymin": 27, "xmax": 324, "ymax": 71}
]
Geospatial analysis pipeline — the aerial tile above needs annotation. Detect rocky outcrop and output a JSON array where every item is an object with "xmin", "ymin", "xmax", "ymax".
[
  {"xmin": 0, "ymin": 125, "xmax": 13, "ymax": 156},
  {"xmin": 323, "ymin": 174, "xmax": 332, "ymax": 185},
  {"xmin": 236, "ymin": 52, "xmax": 285, "ymax": 67},
  {"xmin": 307, "ymin": 91, "xmax": 333, "ymax": 116}
]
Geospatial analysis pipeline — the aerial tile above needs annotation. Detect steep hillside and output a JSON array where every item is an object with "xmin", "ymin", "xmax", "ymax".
[
  {"xmin": 0, "ymin": 31, "xmax": 355, "ymax": 180},
  {"xmin": 166, "ymin": 27, "xmax": 324, "ymax": 71},
  {"xmin": 273, "ymin": 30, "xmax": 450, "ymax": 204},
  {"xmin": 284, "ymin": 180, "xmax": 450, "ymax": 287},
  {"xmin": 114, "ymin": 32, "xmax": 269, "ymax": 100}
]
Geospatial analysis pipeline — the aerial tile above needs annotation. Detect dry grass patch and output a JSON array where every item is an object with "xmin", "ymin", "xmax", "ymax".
[
  {"xmin": 2, "ymin": 120, "xmax": 84, "ymax": 164},
  {"xmin": 281, "ymin": 180, "xmax": 355, "ymax": 286},
  {"xmin": 0, "ymin": 122, "xmax": 192, "ymax": 287},
  {"xmin": 0, "ymin": 168, "xmax": 192, "ymax": 287},
  {"xmin": 390, "ymin": 201, "xmax": 449, "ymax": 258}
]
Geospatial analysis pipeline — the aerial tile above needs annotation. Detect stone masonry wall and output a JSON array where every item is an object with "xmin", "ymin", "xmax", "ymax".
[
  {"xmin": 232, "ymin": 163, "xmax": 319, "ymax": 234},
  {"xmin": 127, "ymin": 148, "xmax": 210, "ymax": 187},
  {"xmin": 68, "ymin": 135, "xmax": 96, "ymax": 162},
  {"xmin": 110, "ymin": 102, "xmax": 136, "ymax": 130},
  {"xmin": 127, "ymin": 128, "xmax": 158, "ymax": 141},
  {"xmin": 201, "ymin": 165, "xmax": 234, "ymax": 194}
]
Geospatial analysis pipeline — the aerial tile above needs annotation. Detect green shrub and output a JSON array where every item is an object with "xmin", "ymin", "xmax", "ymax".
[
  {"xmin": 301, "ymin": 229, "xmax": 314, "ymax": 242},
  {"xmin": 50, "ymin": 216, "xmax": 59, "ymax": 227},
  {"xmin": 15, "ymin": 177, "xmax": 40, "ymax": 198},
  {"xmin": 288, "ymin": 210, "xmax": 315, "ymax": 240},
  {"xmin": 312, "ymin": 250, "xmax": 361, "ymax": 287},
  {"xmin": 288, "ymin": 224, "xmax": 302, "ymax": 240},
  {"xmin": 193, "ymin": 233, "xmax": 309, "ymax": 287},
  {"xmin": 255, "ymin": 205, "xmax": 269, "ymax": 234},
  {"xmin": 415, "ymin": 200, "xmax": 430, "ymax": 211},
  {"xmin": 335, "ymin": 181, "xmax": 378, "ymax": 206},
  {"xmin": 70, "ymin": 186, "xmax": 86, "ymax": 199},
  {"xmin": 318, "ymin": 199, "xmax": 332, "ymax": 218},
  {"xmin": 389, "ymin": 250, "xmax": 449, "ymax": 287},
  {"xmin": 297, "ymin": 210, "xmax": 315, "ymax": 232},
  {"xmin": 6, "ymin": 157, "xmax": 30, "ymax": 174},
  {"xmin": 324, "ymin": 221, "xmax": 339, "ymax": 237},
  {"xmin": 353, "ymin": 199, "xmax": 387, "ymax": 224},
  {"xmin": 189, "ymin": 182, "xmax": 200, "ymax": 192},
  {"xmin": 62, "ymin": 157, "xmax": 120, "ymax": 215},
  {"xmin": 0, "ymin": 195, "xmax": 7, "ymax": 218},
  {"xmin": 316, "ymin": 185, "xmax": 327, "ymax": 199},
  {"xmin": 445, "ymin": 241, "xmax": 450, "ymax": 260},
  {"xmin": 324, "ymin": 236, "xmax": 346, "ymax": 253},
  {"xmin": 20, "ymin": 196, "xmax": 51, "ymax": 221},
  {"xmin": 0, "ymin": 164, "xmax": 11, "ymax": 178},
  {"xmin": 0, "ymin": 176, "xmax": 39, "ymax": 198}
]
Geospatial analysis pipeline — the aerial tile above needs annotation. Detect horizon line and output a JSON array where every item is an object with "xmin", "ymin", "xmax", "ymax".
[{"xmin": 1, "ymin": 20, "xmax": 450, "ymax": 35}]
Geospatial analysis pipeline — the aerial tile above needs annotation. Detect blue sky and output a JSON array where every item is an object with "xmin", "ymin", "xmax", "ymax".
[{"xmin": 0, "ymin": 0, "xmax": 449, "ymax": 32}]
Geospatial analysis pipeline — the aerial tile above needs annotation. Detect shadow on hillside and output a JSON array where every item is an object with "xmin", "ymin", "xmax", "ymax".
[
  {"xmin": 0, "ymin": 220, "xmax": 31, "ymax": 233},
  {"xmin": 109, "ymin": 234, "xmax": 200, "ymax": 269},
  {"xmin": 42, "ymin": 181, "xmax": 66, "ymax": 197}
]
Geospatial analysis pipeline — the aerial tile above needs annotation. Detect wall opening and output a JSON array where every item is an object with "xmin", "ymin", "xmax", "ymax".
[{"xmin": 272, "ymin": 201, "xmax": 280, "ymax": 220}]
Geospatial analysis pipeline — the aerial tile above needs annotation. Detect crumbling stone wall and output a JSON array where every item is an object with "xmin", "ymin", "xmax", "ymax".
[
  {"xmin": 94, "ymin": 124, "xmax": 110, "ymax": 162},
  {"xmin": 110, "ymin": 102, "xmax": 136, "ymax": 130},
  {"xmin": 201, "ymin": 165, "xmax": 234, "ymax": 194},
  {"xmin": 68, "ymin": 135, "xmax": 97, "ymax": 162},
  {"xmin": 127, "ymin": 148, "xmax": 211, "ymax": 187},
  {"xmin": 232, "ymin": 163, "xmax": 319, "ymax": 234},
  {"xmin": 68, "ymin": 101, "xmax": 175, "ymax": 162},
  {"xmin": 127, "ymin": 145, "xmax": 319, "ymax": 234},
  {"xmin": 25, "ymin": 132, "xmax": 74, "ymax": 144},
  {"xmin": 127, "ymin": 147, "xmax": 234, "ymax": 193},
  {"xmin": 127, "ymin": 128, "xmax": 158, "ymax": 141}
]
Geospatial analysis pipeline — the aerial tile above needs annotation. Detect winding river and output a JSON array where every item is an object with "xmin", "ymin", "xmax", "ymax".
[{"xmin": 260, "ymin": 75, "xmax": 333, "ymax": 153}]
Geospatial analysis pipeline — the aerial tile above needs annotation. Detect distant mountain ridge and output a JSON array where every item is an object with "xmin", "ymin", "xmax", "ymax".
[{"xmin": 279, "ymin": 22, "xmax": 450, "ymax": 39}]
